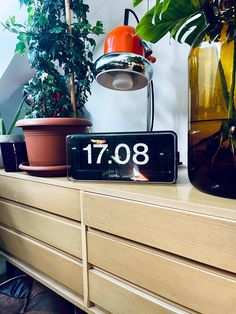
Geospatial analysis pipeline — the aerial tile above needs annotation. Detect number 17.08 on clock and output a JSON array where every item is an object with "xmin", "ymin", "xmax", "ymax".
[{"xmin": 67, "ymin": 132, "xmax": 178, "ymax": 183}]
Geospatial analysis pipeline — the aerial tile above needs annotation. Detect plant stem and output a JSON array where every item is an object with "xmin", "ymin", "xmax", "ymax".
[
  {"xmin": 228, "ymin": 37, "xmax": 236, "ymax": 119},
  {"xmin": 65, "ymin": 0, "xmax": 77, "ymax": 118},
  {"xmin": 218, "ymin": 60, "xmax": 230, "ymax": 108},
  {"xmin": 218, "ymin": 37, "xmax": 236, "ymax": 118}
]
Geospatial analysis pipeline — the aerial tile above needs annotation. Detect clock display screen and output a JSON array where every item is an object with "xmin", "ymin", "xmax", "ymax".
[{"xmin": 67, "ymin": 131, "xmax": 178, "ymax": 183}]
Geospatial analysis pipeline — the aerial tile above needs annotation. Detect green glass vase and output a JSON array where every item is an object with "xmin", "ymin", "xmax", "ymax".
[{"xmin": 188, "ymin": 0, "xmax": 236, "ymax": 199}]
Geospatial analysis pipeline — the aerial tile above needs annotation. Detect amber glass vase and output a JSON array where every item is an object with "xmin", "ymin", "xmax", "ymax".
[{"xmin": 188, "ymin": 0, "xmax": 236, "ymax": 199}]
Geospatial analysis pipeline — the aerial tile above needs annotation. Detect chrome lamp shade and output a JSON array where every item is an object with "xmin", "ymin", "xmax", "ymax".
[{"xmin": 94, "ymin": 52, "xmax": 153, "ymax": 91}]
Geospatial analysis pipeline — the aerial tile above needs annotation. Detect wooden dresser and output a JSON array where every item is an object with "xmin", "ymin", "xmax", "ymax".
[{"xmin": 0, "ymin": 168, "xmax": 235, "ymax": 314}]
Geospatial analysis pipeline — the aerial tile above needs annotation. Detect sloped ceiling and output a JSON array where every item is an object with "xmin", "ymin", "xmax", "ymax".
[{"xmin": 0, "ymin": 0, "xmax": 139, "ymax": 103}]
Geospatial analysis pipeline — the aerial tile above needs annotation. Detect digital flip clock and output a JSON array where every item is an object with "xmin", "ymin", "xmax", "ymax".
[{"xmin": 67, "ymin": 131, "xmax": 178, "ymax": 183}]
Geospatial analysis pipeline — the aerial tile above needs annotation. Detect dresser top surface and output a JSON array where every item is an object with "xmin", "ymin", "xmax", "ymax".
[{"xmin": 0, "ymin": 168, "xmax": 235, "ymax": 219}]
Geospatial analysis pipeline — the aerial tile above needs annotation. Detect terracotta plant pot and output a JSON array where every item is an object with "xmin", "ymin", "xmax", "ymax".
[{"xmin": 16, "ymin": 118, "xmax": 92, "ymax": 176}]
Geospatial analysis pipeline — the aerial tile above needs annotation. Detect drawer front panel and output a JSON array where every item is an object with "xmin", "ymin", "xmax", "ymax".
[
  {"xmin": 83, "ymin": 193, "xmax": 236, "ymax": 273},
  {"xmin": 88, "ymin": 231, "xmax": 236, "ymax": 314},
  {"xmin": 0, "ymin": 176, "xmax": 80, "ymax": 220},
  {"xmin": 0, "ymin": 200, "xmax": 82, "ymax": 258},
  {"xmin": 0, "ymin": 225, "xmax": 83, "ymax": 295},
  {"xmin": 89, "ymin": 270, "xmax": 188, "ymax": 314}
]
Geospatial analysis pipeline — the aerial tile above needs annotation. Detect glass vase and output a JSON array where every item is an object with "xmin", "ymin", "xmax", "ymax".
[{"xmin": 188, "ymin": 0, "xmax": 236, "ymax": 199}]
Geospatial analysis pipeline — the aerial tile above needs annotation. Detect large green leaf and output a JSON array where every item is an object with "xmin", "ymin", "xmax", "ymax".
[
  {"xmin": 133, "ymin": 0, "xmax": 144, "ymax": 7},
  {"xmin": 135, "ymin": 6, "xmax": 173, "ymax": 43},
  {"xmin": 133, "ymin": 0, "xmax": 171, "ymax": 9},
  {"xmin": 162, "ymin": 0, "xmax": 171, "ymax": 13},
  {"xmin": 171, "ymin": 12, "xmax": 206, "ymax": 45},
  {"xmin": 136, "ymin": 0, "xmax": 207, "ymax": 45}
]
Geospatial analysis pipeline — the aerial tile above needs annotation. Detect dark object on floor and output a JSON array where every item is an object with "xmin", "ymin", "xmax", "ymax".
[{"xmin": 0, "ymin": 274, "xmax": 78, "ymax": 314}]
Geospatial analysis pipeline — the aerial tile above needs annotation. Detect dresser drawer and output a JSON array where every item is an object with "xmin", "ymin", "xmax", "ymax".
[
  {"xmin": 88, "ymin": 230, "xmax": 236, "ymax": 314},
  {"xmin": 83, "ymin": 192, "xmax": 236, "ymax": 273},
  {"xmin": 89, "ymin": 269, "xmax": 190, "ymax": 314},
  {"xmin": 0, "ymin": 225, "xmax": 83, "ymax": 295},
  {"xmin": 0, "ymin": 200, "xmax": 82, "ymax": 258},
  {"xmin": 0, "ymin": 176, "xmax": 81, "ymax": 220}
]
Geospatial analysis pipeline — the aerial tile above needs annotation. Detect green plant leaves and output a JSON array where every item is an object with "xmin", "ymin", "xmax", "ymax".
[
  {"xmin": 135, "ymin": 0, "xmax": 207, "ymax": 45},
  {"xmin": 49, "ymin": 26, "xmax": 65, "ymax": 34},
  {"xmin": 4, "ymin": 0, "xmax": 104, "ymax": 118},
  {"xmin": 0, "ymin": 97, "xmax": 26, "ymax": 135},
  {"xmin": 19, "ymin": 0, "xmax": 33, "ymax": 7},
  {"xmin": 15, "ymin": 42, "xmax": 26, "ymax": 55},
  {"xmin": 133, "ymin": 0, "xmax": 144, "ymax": 7},
  {"xmin": 171, "ymin": 13, "xmax": 206, "ymax": 45},
  {"xmin": 133, "ymin": 0, "xmax": 171, "ymax": 11},
  {"xmin": 91, "ymin": 21, "xmax": 104, "ymax": 36},
  {"xmin": 6, "ymin": 96, "xmax": 27, "ymax": 135},
  {"xmin": 0, "ymin": 115, "xmax": 6, "ymax": 136},
  {"xmin": 161, "ymin": 0, "xmax": 171, "ymax": 13},
  {"xmin": 135, "ymin": 6, "xmax": 172, "ymax": 43}
]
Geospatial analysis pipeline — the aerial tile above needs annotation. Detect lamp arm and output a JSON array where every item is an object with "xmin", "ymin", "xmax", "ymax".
[
  {"xmin": 147, "ymin": 80, "xmax": 155, "ymax": 132},
  {"xmin": 124, "ymin": 9, "xmax": 139, "ymax": 25}
]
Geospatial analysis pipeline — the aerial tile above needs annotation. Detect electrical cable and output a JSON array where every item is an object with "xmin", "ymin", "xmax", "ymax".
[
  {"xmin": 150, "ymin": 80, "xmax": 155, "ymax": 132},
  {"xmin": 124, "ymin": 9, "xmax": 140, "ymax": 25},
  {"xmin": 124, "ymin": 7, "xmax": 155, "ymax": 133}
]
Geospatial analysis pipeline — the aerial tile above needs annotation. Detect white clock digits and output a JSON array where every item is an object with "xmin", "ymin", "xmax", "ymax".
[
  {"xmin": 83, "ymin": 143, "xmax": 108, "ymax": 164},
  {"xmin": 83, "ymin": 142, "xmax": 149, "ymax": 166},
  {"xmin": 133, "ymin": 143, "xmax": 149, "ymax": 165},
  {"xmin": 114, "ymin": 143, "xmax": 131, "ymax": 165}
]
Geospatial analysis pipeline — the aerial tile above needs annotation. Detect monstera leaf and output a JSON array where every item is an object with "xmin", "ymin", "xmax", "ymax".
[{"xmin": 134, "ymin": 0, "xmax": 207, "ymax": 46}]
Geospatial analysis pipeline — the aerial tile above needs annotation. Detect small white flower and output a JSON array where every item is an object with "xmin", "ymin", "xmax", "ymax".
[
  {"xmin": 32, "ymin": 110, "xmax": 38, "ymax": 118},
  {"xmin": 40, "ymin": 72, "xmax": 48, "ymax": 82}
]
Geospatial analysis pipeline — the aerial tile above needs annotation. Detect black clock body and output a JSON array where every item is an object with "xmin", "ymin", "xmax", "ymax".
[{"xmin": 67, "ymin": 131, "xmax": 178, "ymax": 183}]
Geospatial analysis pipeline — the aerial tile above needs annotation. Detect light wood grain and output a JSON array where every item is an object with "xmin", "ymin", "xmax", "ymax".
[
  {"xmin": 0, "ymin": 250, "xmax": 88, "ymax": 310},
  {"xmin": 89, "ymin": 269, "xmax": 191, "ymax": 314},
  {"xmin": 0, "ymin": 170, "xmax": 236, "ymax": 314},
  {"xmin": 1, "ymin": 169, "xmax": 236, "ymax": 220},
  {"xmin": 83, "ymin": 193, "xmax": 236, "ymax": 273},
  {"xmin": 0, "ymin": 175, "xmax": 81, "ymax": 220},
  {"xmin": 0, "ymin": 225, "xmax": 83, "ymax": 295},
  {"xmin": 0, "ymin": 250, "xmax": 107, "ymax": 314},
  {"xmin": 88, "ymin": 231, "xmax": 236, "ymax": 314},
  {"xmin": 0, "ymin": 199, "xmax": 82, "ymax": 258},
  {"xmin": 80, "ymin": 191, "xmax": 93, "ymax": 308}
]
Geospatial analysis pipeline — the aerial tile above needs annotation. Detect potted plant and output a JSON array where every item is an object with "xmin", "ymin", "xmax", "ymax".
[
  {"xmin": 134, "ymin": 0, "xmax": 236, "ymax": 199},
  {"xmin": 0, "ymin": 96, "xmax": 28, "ymax": 171},
  {"xmin": 3, "ymin": 0, "xmax": 103, "ymax": 176}
]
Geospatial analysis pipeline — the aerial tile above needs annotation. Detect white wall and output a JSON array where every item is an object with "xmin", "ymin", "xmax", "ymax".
[
  {"xmin": 0, "ymin": 0, "xmax": 27, "ymax": 77},
  {"xmin": 0, "ymin": 0, "xmax": 190, "ymax": 164},
  {"xmin": 0, "ymin": 0, "xmax": 33, "ymax": 130}
]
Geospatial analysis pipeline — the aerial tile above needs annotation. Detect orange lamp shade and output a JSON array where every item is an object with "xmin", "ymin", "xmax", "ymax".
[{"xmin": 104, "ymin": 25, "xmax": 145, "ymax": 56}]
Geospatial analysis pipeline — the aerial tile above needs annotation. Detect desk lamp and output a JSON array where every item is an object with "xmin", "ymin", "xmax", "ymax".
[{"xmin": 94, "ymin": 8, "xmax": 156, "ymax": 131}]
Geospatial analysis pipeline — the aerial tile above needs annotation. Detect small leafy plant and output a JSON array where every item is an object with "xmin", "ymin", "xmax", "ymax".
[{"xmin": 3, "ymin": 0, "xmax": 103, "ymax": 118}]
